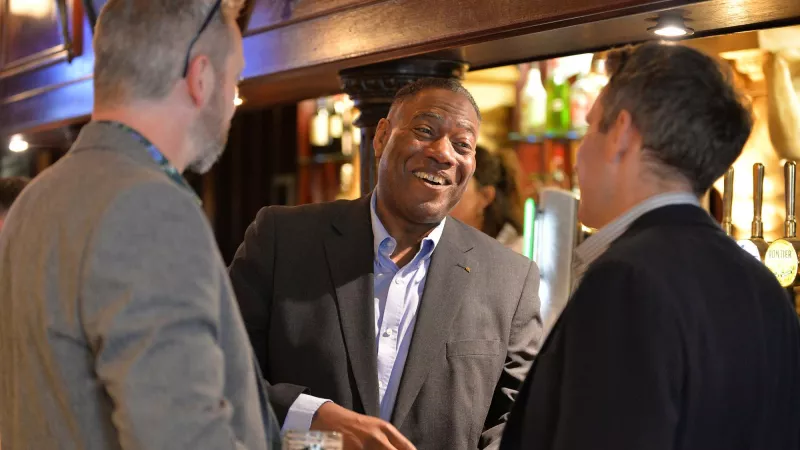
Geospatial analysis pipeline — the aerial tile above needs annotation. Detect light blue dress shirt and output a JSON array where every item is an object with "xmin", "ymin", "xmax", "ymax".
[{"xmin": 281, "ymin": 195, "xmax": 446, "ymax": 432}]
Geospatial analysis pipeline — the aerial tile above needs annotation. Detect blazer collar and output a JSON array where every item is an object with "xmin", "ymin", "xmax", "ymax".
[
  {"xmin": 624, "ymin": 204, "xmax": 721, "ymax": 237},
  {"xmin": 69, "ymin": 121, "xmax": 161, "ymax": 171},
  {"xmin": 324, "ymin": 194, "xmax": 380, "ymax": 416}
]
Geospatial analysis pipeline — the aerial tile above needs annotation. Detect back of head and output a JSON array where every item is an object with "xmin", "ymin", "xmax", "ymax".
[
  {"xmin": 93, "ymin": 0, "xmax": 243, "ymax": 108},
  {"xmin": 0, "ymin": 176, "xmax": 29, "ymax": 216},
  {"xmin": 599, "ymin": 42, "xmax": 753, "ymax": 195}
]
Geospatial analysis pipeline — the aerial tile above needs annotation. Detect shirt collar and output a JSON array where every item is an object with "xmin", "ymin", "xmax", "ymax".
[
  {"xmin": 573, "ymin": 191, "xmax": 701, "ymax": 276},
  {"xmin": 370, "ymin": 193, "xmax": 446, "ymax": 261}
]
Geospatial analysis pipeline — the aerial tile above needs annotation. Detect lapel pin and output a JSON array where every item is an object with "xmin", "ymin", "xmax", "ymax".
[{"xmin": 465, "ymin": 266, "xmax": 471, "ymax": 273}]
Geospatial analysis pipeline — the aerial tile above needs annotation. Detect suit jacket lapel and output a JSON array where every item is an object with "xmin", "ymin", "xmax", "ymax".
[
  {"xmin": 323, "ymin": 196, "xmax": 381, "ymax": 417},
  {"xmin": 391, "ymin": 219, "xmax": 476, "ymax": 428}
]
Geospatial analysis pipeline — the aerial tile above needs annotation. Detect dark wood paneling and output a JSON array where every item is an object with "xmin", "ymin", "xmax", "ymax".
[
  {"xmin": 0, "ymin": 0, "xmax": 83, "ymax": 78},
  {"xmin": 211, "ymin": 104, "xmax": 298, "ymax": 263},
  {"xmin": 241, "ymin": 0, "xmax": 685, "ymax": 79},
  {"xmin": 3, "ymin": 0, "xmax": 800, "ymax": 136},
  {"xmin": 463, "ymin": 0, "xmax": 800, "ymax": 70},
  {"xmin": 246, "ymin": 0, "xmax": 377, "ymax": 34},
  {"xmin": 1, "ymin": 74, "xmax": 92, "ymax": 135},
  {"xmin": 239, "ymin": 0, "xmax": 800, "ymax": 106},
  {"xmin": 0, "ymin": 0, "xmax": 94, "ymax": 137}
]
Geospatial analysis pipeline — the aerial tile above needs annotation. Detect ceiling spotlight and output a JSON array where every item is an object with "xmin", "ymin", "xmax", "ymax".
[
  {"xmin": 8, "ymin": 134, "xmax": 29, "ymax": 153},
  {"xmin": 647, "ymin": 11, "xmax": 694, "ymax": 38}
]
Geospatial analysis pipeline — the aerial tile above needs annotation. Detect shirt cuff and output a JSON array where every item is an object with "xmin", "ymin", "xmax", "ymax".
[{"xmin": 281, "ymin": 394, "xmax": 332, "ymax": 433}]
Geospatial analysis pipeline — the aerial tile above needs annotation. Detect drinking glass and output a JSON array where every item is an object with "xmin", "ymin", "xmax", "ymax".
[{"xmin": 282, "ymin": 430, "xmax": 344, "ymax": 450}]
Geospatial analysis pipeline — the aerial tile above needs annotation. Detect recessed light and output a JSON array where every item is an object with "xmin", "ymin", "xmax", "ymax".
[{"xmin": 647, "ymin": 12, "xmax": 695, "ymax": 39}]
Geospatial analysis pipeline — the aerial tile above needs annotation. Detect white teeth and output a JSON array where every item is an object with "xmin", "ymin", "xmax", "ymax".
[{"xmin": 414, "ymin": 172, "xmax": 446, "ymax": 185}]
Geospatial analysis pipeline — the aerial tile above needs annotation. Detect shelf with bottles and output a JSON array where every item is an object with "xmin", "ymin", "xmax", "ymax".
[
  {"xmin": 515, "ymin": 53, "xmax": 608, "ymax": 142},
  {"xmin": 307, "ymin": 94, "xmax": 361, "ymax": 165},
  {"xmin": 506, "ymin": 52, "xmax": 608, "ymax": 202},
  {"xmin": 298, "ymin": 94, "xmax": 362, "ymax": 204}
]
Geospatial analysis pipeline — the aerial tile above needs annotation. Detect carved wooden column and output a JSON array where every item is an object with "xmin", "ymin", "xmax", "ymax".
[{"xmin": 339, "ymin": 50, "xmax": 469, "ymax": 196}]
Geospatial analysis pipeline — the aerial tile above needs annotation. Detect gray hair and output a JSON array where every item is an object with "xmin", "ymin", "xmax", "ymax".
[
  {"xmin": 599, "ymin": 42, "xmax": 753, "ymax": 195},
  {"xmin": 93, "ymin": 0, "xmax": 244, "ymax": 107}
]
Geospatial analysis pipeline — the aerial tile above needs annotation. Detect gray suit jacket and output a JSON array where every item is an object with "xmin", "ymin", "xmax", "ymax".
[
  {"xmin": 230, "ymin": 196, "xmax": 543, "ymax": 450},
  {"xmin": 0, "ymin": 122, "xmax": 280, "ymax": 450}
]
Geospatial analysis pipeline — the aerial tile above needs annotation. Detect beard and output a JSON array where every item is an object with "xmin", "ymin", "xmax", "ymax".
[{"xmin": 187, "ymin": 87, "xmax": 230, "ymax": 174}]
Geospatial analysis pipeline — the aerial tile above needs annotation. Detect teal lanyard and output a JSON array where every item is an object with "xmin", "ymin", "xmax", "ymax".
[{"xmin": 98, "ymin": 121, "xmax": 201, "ymax": 205}]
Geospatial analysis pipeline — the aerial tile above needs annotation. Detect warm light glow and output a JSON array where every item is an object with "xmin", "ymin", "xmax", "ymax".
[
  {"xmin": 654, "ymin": 25, "xmax": 690, "ymax": 37},
  {"xmin": 9, "ymin": 0, "xmax": 53, "ymax": 19},
  {"xmin": 233, "ymin": 95, "xmax": 243, "ymax": 106},
  {"xmin": 8, "ymin": 135, "xmax": 29, "ymax": 153}
]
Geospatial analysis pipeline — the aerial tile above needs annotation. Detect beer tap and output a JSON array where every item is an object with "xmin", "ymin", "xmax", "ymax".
[
  {"xmin": 765, "ymin": 161, "xmax": 800, "ymax": 287},
  {"xmin": 737, "ymin": 163, "xmax": 769, "ymax": 261},
  {"xmin": 722, "ymin": 167, "xmax": 734, "ymax": 236}
]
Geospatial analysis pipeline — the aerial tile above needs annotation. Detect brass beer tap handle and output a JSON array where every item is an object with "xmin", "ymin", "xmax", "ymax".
[
  {"xmin": 752, "ymin": 163, "xmax": 765, "ymax": 239},
  {"xmin": 785, "ymin": 161, "xmax": 796, "ymax": 238},
  {"xmin": 722, "ymin": 167, "xmax": 734, "ymax": 236}
]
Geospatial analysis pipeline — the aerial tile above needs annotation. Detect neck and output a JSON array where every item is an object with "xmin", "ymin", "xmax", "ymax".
[
  {"xmin": 93, "ymin": 102, "xmax": 191, "ymax": 173},
  {"xmin": 605, "ymin": 173, "xmax": 694, "ymax": 226},
  {"xmin": 374, "ymin": 191, "xmax": 439, "ymax": 266}
]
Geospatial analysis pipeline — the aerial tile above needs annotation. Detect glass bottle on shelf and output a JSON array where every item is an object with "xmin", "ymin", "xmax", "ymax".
[
  {"xmin": 568, "ymin": 54, "xmax": 609, "ymax": 135},
  {"xmin": 329, "ymin": 99, "xmax": 345, "ymax": 155},
  {"xmin": 520, "ymin": 63, "xmax": 547, "ymax": 135},
  {"xmin": 310, "ymin": 98, "xmax": 331, "ymax": 154},
  {"xmin": 585, "ymin": 55, "xmax": 609, "ymax": 112},
  {"xmin": 341, "ymin": 96, "xmax": 358, "ymax": 157},
  {"xmin": 570, "ymin": 74, "xmax": 591, "ymax": 134},
  {"xmin": 545, "ymin": 59, "xmax": 572, "ymax": 136}
]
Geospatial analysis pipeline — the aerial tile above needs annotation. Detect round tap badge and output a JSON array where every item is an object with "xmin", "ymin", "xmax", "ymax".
[
  {"xmin": 737, "ymin": 240, "xmax": 762, "ymax": 261},
  {"xmin": 764, "ymin": 239, "xmax": 799, "ymax": 287}
]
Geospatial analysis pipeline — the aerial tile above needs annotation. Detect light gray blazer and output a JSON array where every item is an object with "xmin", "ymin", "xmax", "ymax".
[{"xmin": 0, "ymin": 122, "xmax": 280, "ymax": 450}]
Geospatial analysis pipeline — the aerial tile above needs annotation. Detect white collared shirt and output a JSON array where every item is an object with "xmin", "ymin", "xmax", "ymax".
[{"xmin": 572, "ymin": 192, "xmax": 702, "ymax": 291}]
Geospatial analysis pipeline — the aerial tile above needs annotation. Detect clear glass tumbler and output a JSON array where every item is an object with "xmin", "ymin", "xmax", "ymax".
[{"xmin": 282, "ymin": 430, "xmax": 344, "ymax": 450}]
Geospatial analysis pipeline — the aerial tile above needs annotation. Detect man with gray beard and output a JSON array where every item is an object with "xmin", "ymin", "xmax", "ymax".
[{"xmin": 0, "ymin": 1, "xmax": 280, "ymax": 449}]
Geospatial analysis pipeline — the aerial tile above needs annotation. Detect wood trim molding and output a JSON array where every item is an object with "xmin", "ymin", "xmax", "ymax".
[{"xmin": 0, "ymin": 0, "xmax": 83, "ymax": 79}]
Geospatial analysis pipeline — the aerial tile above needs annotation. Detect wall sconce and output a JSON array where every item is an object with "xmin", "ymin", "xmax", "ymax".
[
  {"xmin": 8, "ymin": 135, "xmax": 29, "ymax": 153},
  {"xmin": 647, "ymin": 11, "xmax": 695, "ymax": 38}
]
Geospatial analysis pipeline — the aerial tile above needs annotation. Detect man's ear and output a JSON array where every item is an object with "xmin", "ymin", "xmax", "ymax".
[
  {"xmin": 607, "ymin": 109, "xmax": 640, "ymax": 162},
  {"xmin": 373, "ymin": 118, "xmax": 390, "ymax": 159},
  {"xmin": 185, "ymin": 54, "xmax": 214, "ymax": 108}
]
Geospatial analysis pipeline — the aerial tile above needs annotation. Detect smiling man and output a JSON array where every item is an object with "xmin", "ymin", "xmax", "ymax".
[{"xmin": 229, "ymin": 78, "xmax": 542, "ymax": 450}]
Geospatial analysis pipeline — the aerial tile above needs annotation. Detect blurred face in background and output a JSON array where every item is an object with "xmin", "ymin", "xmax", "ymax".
[{"xmin": 450, "ymin": 177, "xmax": 495, "ymax": 230}]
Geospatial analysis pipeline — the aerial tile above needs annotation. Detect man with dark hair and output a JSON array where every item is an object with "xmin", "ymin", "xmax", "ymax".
[
  {"xmin": 230, "ymin": 77, "xmax": 542, "ymax": 450},
  {"xmin": 0, "ymin": 176, "xmax": 29, "ymax": 232},
  {"xmin": 500, "ymin": 42, "xmax": 800, "ymax": 450}
]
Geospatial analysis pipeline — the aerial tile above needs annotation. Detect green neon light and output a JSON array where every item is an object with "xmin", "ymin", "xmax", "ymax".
[{"xmin": 522, "ymin": 198, "xmax": 536, "ymax": 259}]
